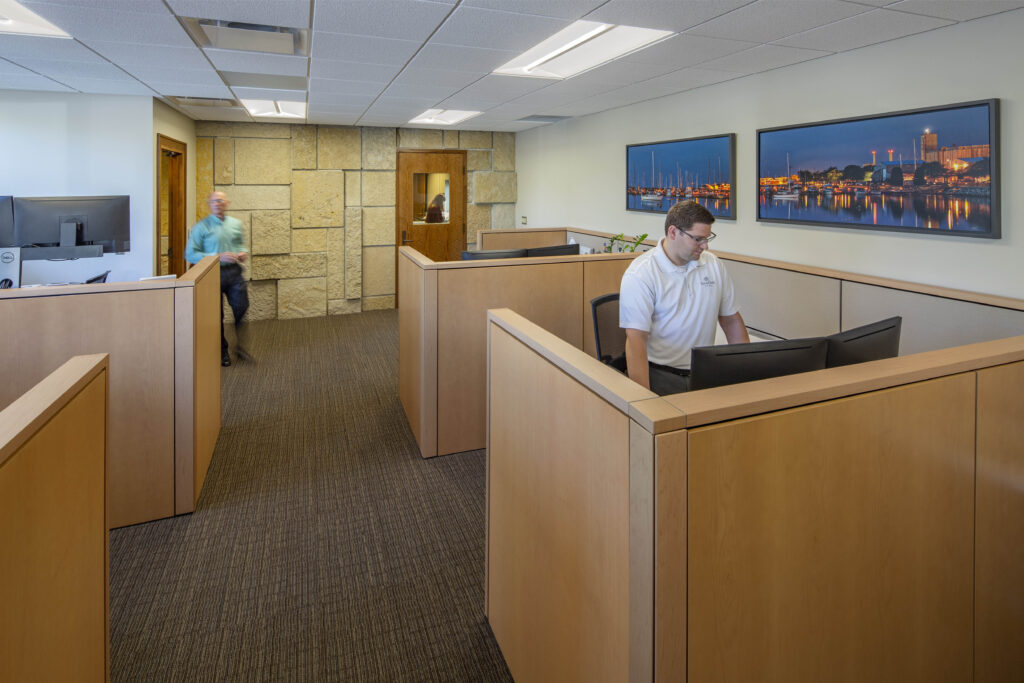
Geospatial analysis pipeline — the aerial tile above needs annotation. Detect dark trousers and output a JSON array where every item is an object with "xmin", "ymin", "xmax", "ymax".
[{"xmin": 221, "ymin": 263, "xmax": 249, "ymax": 352}]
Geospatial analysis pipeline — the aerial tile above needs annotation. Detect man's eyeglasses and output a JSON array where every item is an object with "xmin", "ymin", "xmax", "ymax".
[{"xmin": 681, "ymin": 230, "xmax": 716, "ymax": 246}]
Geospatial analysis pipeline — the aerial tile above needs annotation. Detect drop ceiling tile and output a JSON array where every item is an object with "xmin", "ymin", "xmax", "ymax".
[
  {"xmin": 774, "ymin": 8, "xmax": 953, "ymax": 51},
  {"xmin": 232, "ymin": 86, "xmax": 307, "ymax": 101},
  {"xmin": 24, "ymin": 0, "xmax": 168, "ymax": 13},
  {"xmin": 407, "ymin": 43, "xmax": 517, "ymax": 72},
  {"xmin": 429, "ymin": 6, "xmax": 570, "ymax": 52},
  {"xmin": 308, "ymin": 112, "xmax": 361, "ymax": 125},
  {"xmin": 307, "ymin": 90, "xmax": 378, "ymax": 107},
  {"xmin": 204, "ymin": 49, "xmax": 309, "ymax": 77},
  {"xmin": 166, "ymin": 0, "xmax": 311, "ymax": 28},
  {"xmin": 844, "ymin": 0, "xmax": 900, "ymax": 5},
  {"xmin": 687, "ymin": 0, "xmax": 869, "ymax": 43},
  {"xmin": 583, "ymin": 0, "xmax": 754, "ymax": 32},
  {"xmin": 434, "ymin": 93, "xmax": 504, "ymax": 110},
  {"xmin": 886, "ymin": 0, "xmax": 1024, "ymax": 21},
  {"xmin": 451, "ymin": 74, "xmax": 552, "ymax": 100},
  {"xmin": 18, "ymin": 5, "xmax": 194, "ymax": 47},
  {"xmin": 568, "ymin": 59, "xmax": 681, "ymax": 86},
  {"xmin": 86, "ymin": 41, "xmax": 212, "ymax": 70},
  {"xmin": 309, "ymin": 77, "xmax": 387, "ymax": 97},
  {"xmin": 310, "ymin": 58, "xmax": 402, "ymax": 83},
  {"xmin": 635, "ymin": 66, "xmax": 737, "ymax": 92},
  {"xmin": 312, "ymin": 32, "xmax": 421, "ymax": 65},
  {"xmin": 148, "ymin": 82, "xmax": 234, "ymax": 98},
  {"xmin": 0, "ymin": 72, "xmax": 74, "ymax": 91},
  {"xmin": 57, "ymin": 77, "xmax": 156, "ymax": 95},
  {"xmin": 698, "ymin": 44, "xmax": 830, "ymax": 73},
  {"xmin": 0, "ymin": 35, "xmax": 99, "ymax": 60},
  {"xmin": 459, "ymin": 0, "xmax": 606, "ymax": 19},
  {"xmin": 383, "ymin": 80, "xmax": 463, "ymax": 100},
  {"xmin": 620, "ymin": 34, "xmax": 755, "ymax": 69},
  {"xmin": 391, "ymin": 66, "xmax": 484, "ymax": 89},
  {"xmin": 123, "ymin": 64, "xmax": 225, "ymax": 86},
  {"xmin": 14, "ymin": 57, "xmax": 129, "ymax": 80},
  {"xmin": 181, "ymin": 105, "xmax": 252, "ymax": 121},
  {"xmin": 314, "ymin": 1, "xmax": 453, "ymax": 41}
]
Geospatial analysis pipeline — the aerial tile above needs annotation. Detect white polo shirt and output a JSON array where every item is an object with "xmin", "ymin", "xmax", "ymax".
[{"xmin": 619, "ymin": 239, "xmax": 739, "ymax": 369}]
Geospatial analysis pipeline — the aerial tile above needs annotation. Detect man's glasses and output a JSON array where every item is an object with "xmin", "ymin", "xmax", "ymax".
[{"xmin": 681, "ymin": 230, "xmax": 716, "ymax": 245}]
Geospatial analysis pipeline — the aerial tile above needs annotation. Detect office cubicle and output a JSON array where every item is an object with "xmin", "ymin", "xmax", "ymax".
[
  {"xmin": 0, "ymin": 256, "xmax": 221, "ymax": 527},
  {"xmin": 486, "ymin": 308, "xmax": 1024, "ymax": 683}
]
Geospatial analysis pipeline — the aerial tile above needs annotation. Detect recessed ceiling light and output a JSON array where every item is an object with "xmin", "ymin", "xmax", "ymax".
[
  {"xmin": 0, "ymin": 0, "xmax": 70, "ymax": 38},
  {"xmin": 494, "ymin": 20, "xmax": 673, "ymax": 79},
  {"xmin": 409, "ymin": 109, "xmax": 482, "ymax": 126},
  {"xmin": 241, "ymin": 99, "xmax": 306, "ymax": 119}
]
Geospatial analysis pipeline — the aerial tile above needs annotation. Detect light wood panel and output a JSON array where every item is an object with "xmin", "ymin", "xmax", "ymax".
[
  {"xmin": 582, "ymin": 258, "xmax": 635, "ymax": 358},
  {"xmin": 687, "ymin": 374, "xmax": 975, "ymax": 683},
  {"xmin": 725, "ymin": 259, "xmax": 840, "ymax": 339},
  {"xmin": 975, "ymin": 360, "xmax": 1024, "ymax": 682},
  {"xmin": 654, "ymin": 430, "xmax": 687, "ymax": 683},
  {"xmin": 174, "ymin": 284, "xmax": 195, "ymax": 514},
  {"xmin": 0, "ymin": 359, "xmax": 108, "ymax": 683},
  {"xmin": 478, "ymin": 228, "xmax": 566, "ymax": 250},
  {"xmin": 488, "ymin": 324, "xmax": 633, "ymax": 683},
  {"xmin": 191, "ymin": 259, "xmax": 221, "ymax": 505},
  {"xmin": 629, "ymin": 421, "xmax": 654, "ymax": 683},
  {"xmin": 0, "ymin": 288, "xmax": 175, "ymax": 527},
  {"xmin": 437, "ymin": 262, "xmax": 583, "ymax": 455},
  {"xmin": 842, "ymin": 280, "xmax": 1024, "ymax": 354},
  {"xmin": 398, "ymin": 250, "xmax": 438, "ymax": 457}
]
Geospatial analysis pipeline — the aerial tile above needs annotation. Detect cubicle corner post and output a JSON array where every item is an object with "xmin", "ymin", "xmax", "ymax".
[{"xmin": 397, "ymin": 247, "xmax": 439, "ymax": 458}]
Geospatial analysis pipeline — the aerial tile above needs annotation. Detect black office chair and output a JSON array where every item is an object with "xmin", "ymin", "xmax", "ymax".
[
  {"xmin": 591, "ymin": 293, "xmax": 627, "ymax": 373},
  {"xmin": 85, "ymin": 270, "xmax": 110, "ymax": 284}
]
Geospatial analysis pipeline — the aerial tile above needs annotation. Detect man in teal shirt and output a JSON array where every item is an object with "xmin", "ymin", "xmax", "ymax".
[{"xmin": 186, "ymin": 191, "xmax": 251, "ymax": 366}]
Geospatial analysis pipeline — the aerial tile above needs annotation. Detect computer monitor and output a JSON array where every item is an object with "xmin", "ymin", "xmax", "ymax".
[
  {"xmin": 12, "ymin": 195, "xmax": 130, "ymax": 252},
  {"xmin": 689, "ymin": 337, "xmax": 829, "ymax": 391},
  {"xmin": 0, "ymin": 196, "xmax": 13, "ymax": 247},
  {"xmin": 462, "ymin": 248, "xmax": 528, "ymax": 260},
  {"xmin": 825, "ymin": 317, "xmax": 902, "ymax": 368},
  {"xmin": 526, "ymin": 243, "xmax": 581, "ymax": 257}
]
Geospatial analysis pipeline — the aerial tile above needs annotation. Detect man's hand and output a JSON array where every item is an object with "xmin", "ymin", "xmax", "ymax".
[{"xmin": 219, "ymin": 252, "xmax": 238, "ymax": 263}]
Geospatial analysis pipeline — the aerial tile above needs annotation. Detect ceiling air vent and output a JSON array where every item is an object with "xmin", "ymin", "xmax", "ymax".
[
  {"xmin": 181, "ymin": 18, "xmax": 310, "ymax": 56},
  {"xmin": 518, "ymin": 115, "xmax": 571, "ymax": 125},
  {"xmin": 168, "ymin": 96, "xmax": 237, "ymax": 108}
]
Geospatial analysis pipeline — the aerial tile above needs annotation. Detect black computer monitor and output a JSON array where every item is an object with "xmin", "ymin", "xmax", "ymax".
[
  {"xmin": 12, "ymin": 195, "xmax": 130, "ymax": 252},
  {"xmin": 462, "ymin": 248, "xmax": 528, "ymax": 260},
  {"xmin": 825, "ymin": 317, "xmax": 902, "ymax": 368},
  {"xmin": 689, "ymin": 337, "xmax": 829, "ymax": 391},
  {"xmin": 526, "ymin": 243, "xmax": 581, "ymax": 257},
  {"xmin": 0, "ymin": 196, "xmax": 13, "ymax": 247}
]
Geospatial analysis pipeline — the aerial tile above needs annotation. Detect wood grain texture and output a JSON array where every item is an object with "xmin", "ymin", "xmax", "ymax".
[
  {"xmin": 477, "ymin": 228, "xmax": 566, "ymax": 250},
  {"xmin": 687, "ymin": 374, "xmax": 976, "ymax": 683},
  {"xmin": 396, "ymin": 150, "xmax": 467, "ymax": 265},
  {"xmin": 629, "ymin": 421, "xmax": 654, "ymax": 683},
  {"xmin": 0, "ymin": 366, "xmax": 108, "ymax": 683},
  {"xmin": 174, "ymin": 285, "xmax": 196, "ymax": 514},
  {"xmin": 582, "ymin": 258, "xmax": 634, "ymax": 358},
  {"xmin": 437, "ymin": 262, "xmax": 583, "ymax": 455},
  {"xmin": 488, "ymin": 324, "xmax": 632, "ymax": 683},
  {"xmin": 975, "ymin": 360, "xmax": 1024, "ymax": 683},
  {"xmin": 0, "ymin": 288, "xmax": 176, "ymax": 527},
  {"xmin": 654, "ymin": 430, "xmax": 687, "ymax": 683},
  {"xmin": 398, "ymin": 249, "xmax": 439, "ymax": 457},
  {"xmin": 726, "ymin": 259, "xmax": 840, "ymax": 339},
  {"xmin": 191, "ymin": 259, "xmax": 221, "ymax": 504}
]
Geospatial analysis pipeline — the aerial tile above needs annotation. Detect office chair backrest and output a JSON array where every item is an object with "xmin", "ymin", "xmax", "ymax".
[
  {"xmin": 462, "ymin": 248, "xmax": 528, "ymax": 260},
  {"xmin": 591, "ymin": 293, "xmax": 625, "ymax": 364},
  {"xmin": 85, "ymin": 270, "xmax": 111, "ymax": 284}
]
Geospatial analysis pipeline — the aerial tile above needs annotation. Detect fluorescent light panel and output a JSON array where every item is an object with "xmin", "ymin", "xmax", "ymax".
[
  {"xmin": 409, "ymin": 109, "xmax": 481, "ymax": 125},
  {"xmin": 494, "ymin": 20, "xmax": 673, "ymax": 79},
  {"xmin": 0, "ymin": 0, "xmax": 70, "ymax": 37},
  {"xmin": 241, "ymin": 99, "xmax": 306, "ymax": 119}
]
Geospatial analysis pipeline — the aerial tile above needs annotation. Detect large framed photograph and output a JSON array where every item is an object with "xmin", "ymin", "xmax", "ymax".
[
  {"xmin": 627, "ymin": 133, "xmax": 735, "ymax": 219},
  {"xmin": 757, "ymin": 99, "xmax": 1000, "ymax": 238}
]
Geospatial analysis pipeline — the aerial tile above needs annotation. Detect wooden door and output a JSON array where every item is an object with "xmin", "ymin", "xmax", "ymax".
[
  {"xmin": 156, "ymin": 134, "xmax": 187, "ymax": 276},
  {"xmin": 396, "ymin": 149, "xmax": 466, "ymax": 275}
]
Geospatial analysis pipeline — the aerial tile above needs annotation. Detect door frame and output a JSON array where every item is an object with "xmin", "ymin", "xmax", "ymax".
[{"xmin": 156, "ymin": 134, "xmax": 187, "ymax": 276}]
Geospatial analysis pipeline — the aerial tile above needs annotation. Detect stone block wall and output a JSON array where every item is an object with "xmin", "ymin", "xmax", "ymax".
[{"xmin": 196, "ymin": 122, "xmax": 516, "ymax": 320}]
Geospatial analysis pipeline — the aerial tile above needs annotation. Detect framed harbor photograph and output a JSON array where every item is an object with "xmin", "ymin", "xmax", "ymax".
[
  {"xmin": 757, "ymin": 99, "xmax": 1000, "ymax": 238},
  {"xmin": 626, "ymin": 133, "xmax": 735, "ymax": 218}
]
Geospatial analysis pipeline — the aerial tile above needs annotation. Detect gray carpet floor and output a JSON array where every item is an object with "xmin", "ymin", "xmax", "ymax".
[{"xmin": 109, "ymin": 310, "xmax": 513, "ymax": 682}]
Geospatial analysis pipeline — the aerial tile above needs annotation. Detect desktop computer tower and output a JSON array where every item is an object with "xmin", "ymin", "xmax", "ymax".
[{"xmin": 0, "ymin": 246, "xmax": 20, "ymax": 288}]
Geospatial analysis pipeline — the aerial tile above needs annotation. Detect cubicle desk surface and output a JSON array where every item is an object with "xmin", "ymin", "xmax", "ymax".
[
  {"xmin": 486, "ymin": 307, "xmax": 1024, "ymax": 683},
  {"xmin": 0, "ymin": 256, "xmax": 221, "ymax": 528}
]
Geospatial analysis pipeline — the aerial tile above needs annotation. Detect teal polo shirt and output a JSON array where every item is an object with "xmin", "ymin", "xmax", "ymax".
[{"xmin": 185, "ymin": 214, "xmax": 247, "ymax": 264}]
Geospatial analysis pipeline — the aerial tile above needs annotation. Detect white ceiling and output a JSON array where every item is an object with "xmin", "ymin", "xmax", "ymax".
[{"xmin": 1, "ymin": 0, "xmax": 1021, "ymax": 130}]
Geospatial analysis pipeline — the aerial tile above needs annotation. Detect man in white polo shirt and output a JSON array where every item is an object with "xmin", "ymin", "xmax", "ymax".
[{"xmin": 620, "ymin": 201, "xmax": 749, "ymax": 394}]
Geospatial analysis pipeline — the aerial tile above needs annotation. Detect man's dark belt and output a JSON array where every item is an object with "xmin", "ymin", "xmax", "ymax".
[{"xmin": 649, "ymin": 362, "xmax": 690, "ymax": 377}]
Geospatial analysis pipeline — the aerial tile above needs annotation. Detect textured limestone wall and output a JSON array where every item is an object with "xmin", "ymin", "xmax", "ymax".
[{"xmin": 196, "ymin": 122, "xmax": 516, "ymax": 320}]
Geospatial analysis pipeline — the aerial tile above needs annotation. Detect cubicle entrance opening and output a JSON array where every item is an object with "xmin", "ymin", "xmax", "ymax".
[
  {"xmin": 395, "ymin": 149, "xmax": 466, "ymax": 297},
  {"xmin": 157, "ymin": 134, "xmax": 187, "ymax": 277}
]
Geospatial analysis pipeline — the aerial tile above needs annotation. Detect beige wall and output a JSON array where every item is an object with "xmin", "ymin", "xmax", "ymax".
[{"xmin": 195, "ymin": 122, "xmax": 516, "ymax": 319}]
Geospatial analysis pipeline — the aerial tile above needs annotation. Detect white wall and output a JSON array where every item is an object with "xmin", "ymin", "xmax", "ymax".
[
  {"xmin": 153, "ymin": 99, "xmax": 197, "ymax": 274},
  {"xmin": 516, "ymin": 10, "xmax": 1024, "ymax": 299},
  {"xmin": 0, "ymin": 91, "xmax": 154, "ymax": 284}
]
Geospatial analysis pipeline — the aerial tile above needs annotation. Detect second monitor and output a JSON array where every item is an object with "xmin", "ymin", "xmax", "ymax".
[{"xmin": 689, "ymin": 337, "xmax": 829, "ymax": 391}]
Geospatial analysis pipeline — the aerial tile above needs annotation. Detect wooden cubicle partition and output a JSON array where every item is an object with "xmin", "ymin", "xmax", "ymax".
[
  {"xmin": 398, "ymin": 246, "xmax": 637, "ymax": 457},
  {"xmin": 0, "ymin": 354, "xmax": 110, "ymax": 683},
  {"xmin": 487, "ymin": 308, "xmax": 1024, "ymax": 683},
  {"xmin": 0, "ymin": 256, "xmax": 221, "ymax": 527}
]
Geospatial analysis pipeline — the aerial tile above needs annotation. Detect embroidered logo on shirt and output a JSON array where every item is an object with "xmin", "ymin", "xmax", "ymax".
[{"xmin": 700, "ymin": 275, "xmax": 716, "ymax": 287}]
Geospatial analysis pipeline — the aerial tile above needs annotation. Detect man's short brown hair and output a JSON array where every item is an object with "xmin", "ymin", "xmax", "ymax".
[{"xmin": 664, "ymin": 201, "xmax": 715, "ymax": 235}]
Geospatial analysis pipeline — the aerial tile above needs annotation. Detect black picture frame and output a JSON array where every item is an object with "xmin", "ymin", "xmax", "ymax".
[
  {"xmin": 626, "ymin": 133, "xmax": 736, "ymax": 219},
  {"xmin": 757, "ymin": 99, "xmax": 1000, "ymax": 238}
]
